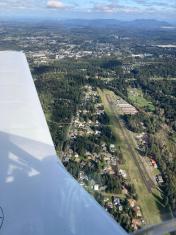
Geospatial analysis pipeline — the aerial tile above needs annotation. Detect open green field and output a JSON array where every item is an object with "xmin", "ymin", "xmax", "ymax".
[
  {"xmin": 128, "ymin": 88, "xmax": 155, "ymax": 112},
  {"xmin": 98, "ymin": 88, "xmax": 171, "ymax": 226}
]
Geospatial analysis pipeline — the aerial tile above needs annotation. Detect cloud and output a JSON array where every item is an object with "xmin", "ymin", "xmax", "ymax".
[
  {"xmin": 94, "ymin": 4, "xmax": 117, "ymax": 13},
  {"xmin": 133, "ymin": 0, "xmax": 176, "ymax": 8},
  {"xmin": 0, "ymin": 0, "xmax": 174, "ymax": 19},
  {"xmin": 90, "ymin": 0, "xmax": 176, "ymax": 15},
  {"xmin": 0, "ymin": 0, "xmax": 45, "ymax": 10},
  {"xmin": 92, "ymin": 2, "xmax": 139, "ymax": 14},
  {"xmin": 47, "ymin": 0, "xmax": 65, "ymax": 9}
]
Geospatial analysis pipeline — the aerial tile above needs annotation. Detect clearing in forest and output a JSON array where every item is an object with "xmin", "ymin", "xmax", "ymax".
[{"xmin": 98, "ymin": 88, "xmax": 171, "ymax": 226}]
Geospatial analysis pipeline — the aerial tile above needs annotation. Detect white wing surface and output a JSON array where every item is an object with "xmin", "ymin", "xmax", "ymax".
[{"xmin": 0, "ymin": 51, "xmax": 127, "ymax": 235}]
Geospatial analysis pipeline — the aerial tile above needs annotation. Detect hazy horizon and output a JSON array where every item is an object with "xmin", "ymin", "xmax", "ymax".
[{"xmin": 0, "ymin": 0, "xmax": 175, "ymax": 23}]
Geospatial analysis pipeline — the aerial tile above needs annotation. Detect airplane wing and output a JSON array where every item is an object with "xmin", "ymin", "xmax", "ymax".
[{"xmin": 0, "ymin": 51, "xmax": 127, "ymax": 235}]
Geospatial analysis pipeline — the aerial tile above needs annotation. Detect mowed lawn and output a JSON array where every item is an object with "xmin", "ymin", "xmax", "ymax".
[
  {"xmin": 128, "ymin": 88, "xmax": 155, "ymax": 112},
  {"xmin": 98, "ymin": 88, "xmax": 169, "ymax": 226}
]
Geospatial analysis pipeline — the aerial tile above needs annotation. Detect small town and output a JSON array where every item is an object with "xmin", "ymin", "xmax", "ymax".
[
  {"xmin": 0, "ymin": 15, "xmax": 175, "ymax": 234},
  {"xmin": 60, "ymin": 85, "xmax": 146, "ymax": 230}
]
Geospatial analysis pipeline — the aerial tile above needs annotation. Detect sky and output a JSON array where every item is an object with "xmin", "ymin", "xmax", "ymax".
[{"xmin": 0, "ymin": 0, "xmax": 176, "ymax": 22}]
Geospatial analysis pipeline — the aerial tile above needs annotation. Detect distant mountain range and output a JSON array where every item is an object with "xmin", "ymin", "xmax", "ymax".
[
  {"xmin": 2, "ymin": 17, "xmax": 175, "ymax": 30},
  {"xmin": 61, "ymin": 19, "xmax": 172, "ymax": 29}
]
